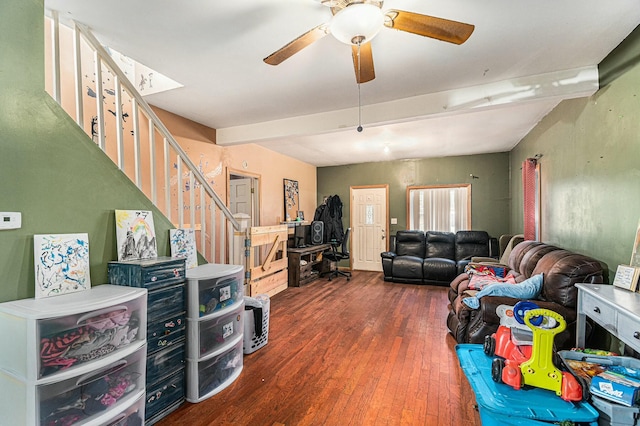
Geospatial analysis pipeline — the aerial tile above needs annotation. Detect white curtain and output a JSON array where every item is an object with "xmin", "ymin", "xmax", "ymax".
[{"xmin": 408, "ymin": 186, "xmax": 469, "ymax": 232}]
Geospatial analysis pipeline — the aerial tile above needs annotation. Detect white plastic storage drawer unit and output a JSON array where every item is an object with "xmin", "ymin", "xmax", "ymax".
[
  {"xmin": 0, "ymin": 285, "xmax": 148, "ymax": 426},
  {"xmin": 185, "ymin": 337, "xmax": 244, "ymax": 403},
  {"xmin": 187, "ymin": 301, "xmax": 244, "ymax": 359},
  {"xmin": 185, "ymin": 263, "xmax": 245, "ymax": 403},
  {"xmin": 186, "ymin": 263, "xmax": 244, "ymax": 319}
]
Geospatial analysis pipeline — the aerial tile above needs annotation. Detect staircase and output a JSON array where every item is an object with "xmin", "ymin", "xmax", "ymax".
[{"xmin": 44, "ymin": 11, "xmax": 239, "ymax": 264}]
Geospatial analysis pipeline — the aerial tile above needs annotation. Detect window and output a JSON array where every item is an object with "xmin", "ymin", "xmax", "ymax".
[{"xmin": 406, "ymin": 184, "xmax": 471, "ymax": 232}]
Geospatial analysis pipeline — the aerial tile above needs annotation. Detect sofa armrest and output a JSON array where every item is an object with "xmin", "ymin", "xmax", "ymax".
[
  {"xmin": 380, "ymin": 251, "xmax": 396, "ymax": 279},
  {"xmin": 381, "ymin": 251, "xmax": 396, "ymax": 260}
]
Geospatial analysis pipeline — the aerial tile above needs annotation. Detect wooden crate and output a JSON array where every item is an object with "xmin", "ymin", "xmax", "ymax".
[{"xmin": 246, "ymin": 225, "xmax": 289, "ymax": 297}]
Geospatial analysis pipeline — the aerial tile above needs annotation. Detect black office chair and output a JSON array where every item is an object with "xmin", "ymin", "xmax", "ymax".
[{"xmin": 324, "ymin": 228, "xmax": 351, "ymax": 281}]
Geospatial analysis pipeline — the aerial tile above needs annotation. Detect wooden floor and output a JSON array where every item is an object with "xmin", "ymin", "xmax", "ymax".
[{"xmin": 159, "ymin": 271, "xmax": 481, "ymax": 426}]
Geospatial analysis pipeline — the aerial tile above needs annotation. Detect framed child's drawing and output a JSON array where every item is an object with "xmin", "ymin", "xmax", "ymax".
[
  {"xmin": 34, "ymin": 233, "xmax": 91, "ymax": 298},
  {"xmin": 115, "ymin": 210, "xmax": 157, "ymax": 261},
  {"xmin": 170, "ymin": 228, "xmax": 198, "ymax": 269}
]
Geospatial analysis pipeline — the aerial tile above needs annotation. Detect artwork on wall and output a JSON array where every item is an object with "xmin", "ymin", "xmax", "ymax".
[
  {"xmin": 283, "ymin": 178, "xmax": 299, "ymax": 222},
  {"xmin": 115, "ymin": 210, "xmax": 157, "ymax": 261},
  {"xmin": 170, "ymin": 228, "xmax": 198, "ymax": 269},
  {"xmin": 34, "ymin": 233, "xmax": 91, "ymax": 298}
]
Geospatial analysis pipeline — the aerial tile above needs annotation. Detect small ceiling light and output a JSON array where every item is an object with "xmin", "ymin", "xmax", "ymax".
[
  {"xmin": 330, "ymin": 3, "xmax": 384, "ymax": 45},
  {"xmin": 383, "ymin": 146, "xmax": 390, "ymax": 154}
]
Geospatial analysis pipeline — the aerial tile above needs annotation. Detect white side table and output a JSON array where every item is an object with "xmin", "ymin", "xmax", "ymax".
[{"xmin": 576, "ymin": 283, "xmax": 640, "ymax": 352}]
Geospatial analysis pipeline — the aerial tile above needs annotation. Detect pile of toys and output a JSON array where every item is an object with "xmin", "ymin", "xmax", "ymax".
[{"xmin": 481, "ymin": 301, "xmax": 640, "ymax": 425}]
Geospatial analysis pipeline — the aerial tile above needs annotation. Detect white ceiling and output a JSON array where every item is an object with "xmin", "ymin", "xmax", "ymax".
[{"xmin": 45, "ymin": 0, "xmax": 640, "ymax": 167}]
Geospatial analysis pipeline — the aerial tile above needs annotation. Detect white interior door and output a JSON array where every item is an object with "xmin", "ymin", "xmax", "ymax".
[
  {"xmin": 351, "ymin": 186, "xmax": 388, "ymax": 272},
  {"xmin": 229, "ymin": 177, "xmax": 252, "ymax": 216}
]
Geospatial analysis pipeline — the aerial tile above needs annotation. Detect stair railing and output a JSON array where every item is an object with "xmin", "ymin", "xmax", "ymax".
[{"xmin": 45, "ymin": 11, "xmax": 239, "ymax": 264}]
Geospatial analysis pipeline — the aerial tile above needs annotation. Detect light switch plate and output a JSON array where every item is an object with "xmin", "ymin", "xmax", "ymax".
[
  {"xmin": 0, "ymin": 212, "xmax": 21, "ymax": 230},
  {"xmin": 390, "ymin": 218, "xmax": 398, "ymax": 225}
]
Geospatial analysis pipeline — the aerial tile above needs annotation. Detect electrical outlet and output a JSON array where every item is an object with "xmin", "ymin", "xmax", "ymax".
[{"xmin": 0, "ymin": 212, "xmax": 21, "ymax": 230}]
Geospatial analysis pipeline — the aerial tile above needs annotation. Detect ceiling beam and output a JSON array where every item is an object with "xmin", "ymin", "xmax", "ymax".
[{"xmin": 216, "ymin": 65, "xmax": 598, "ymax": 146}]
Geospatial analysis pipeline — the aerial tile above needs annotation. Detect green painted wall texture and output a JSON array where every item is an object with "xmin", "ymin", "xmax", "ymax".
[
  {"xmin": 510, "ymin": 55, "xmax": 640, "ymax": 283},
  {"xmin": 317, "ymin": 153, "xmax": 512, "ymax": 240},
  {"xmin": 0, "ymin": 0, "xmax": 175, "ymax": 302}
]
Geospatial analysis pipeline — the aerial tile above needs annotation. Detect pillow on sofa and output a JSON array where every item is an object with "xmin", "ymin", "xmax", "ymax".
[{"xmin": 462, "ymin": 273, "xmax": 544, "ymax": 309}]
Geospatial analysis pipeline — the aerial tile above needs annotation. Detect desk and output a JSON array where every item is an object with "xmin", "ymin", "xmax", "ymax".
[
  {"xmin": 576, "ymin": 283, "xmax": 640, "ymax": 353},
  {"xmin": 288, "ymin": 243, "xmax": 331, "ymax": 287}
]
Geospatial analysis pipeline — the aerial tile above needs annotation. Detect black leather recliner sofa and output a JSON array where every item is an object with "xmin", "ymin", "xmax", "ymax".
[{"xmin": 381, "ymin": 230, "xmax": 495, "ymax": 286}]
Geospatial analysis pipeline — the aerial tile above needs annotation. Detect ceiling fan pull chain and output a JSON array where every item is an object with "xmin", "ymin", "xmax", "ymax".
[{"xmin": 357, "ymin": 42, "xmax": 363, "ymax": 133}]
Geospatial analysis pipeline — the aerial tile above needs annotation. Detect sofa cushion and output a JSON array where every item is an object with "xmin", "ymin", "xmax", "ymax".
[
  {"xmin": 533, "ymin": 251, "xmax": 604, "ymax": 308},
  {"xmin": 391, "ymin": 255, "xmax": 424, "ymax": 280},
  {"xmin": 423, "ymin": 258, "xmax": 456, "ymax": 282},
  {"xmin": 395, "ymin": 230, "xmax": 425, "ymax": 257},
  {"xmin": 455, "ymin": 231, "xmax": 490, "ymax": 262},
  {"xmin": 425, "ymin": 231, "xmax": 455, "ymax": 259},
  {"xmin": 507, "ymin": 240, "xmax": 542, "ymax": 273},
  {"xmin": 519, "ymin": 244, "xmax": 561, "ymax": 277}
]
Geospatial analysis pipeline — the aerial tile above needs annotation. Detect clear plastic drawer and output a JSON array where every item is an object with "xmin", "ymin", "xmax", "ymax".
[
  {"xmin": 186, "ymin": 264, "xmax": 244, "ymax": 319},
  {"xmin": 38, "ymin": 291, "xmax": 145, "ymax": 378},
  {"xmin": 38, "ymin": 344, "xmax": 146, "ymax": 425},
  {"xmin": 187, "ymin": 301, "xmax": 244, "ymax": 359},
  {"xmin": 100, "ymin": 393, "xmax": 145, "ymax": 426},
  {"xmin": 186, "ymin": 338, "xmax": 243, "ymax": 403}
]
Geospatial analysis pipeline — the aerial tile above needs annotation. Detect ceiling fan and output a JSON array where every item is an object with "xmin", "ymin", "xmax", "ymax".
[{"xmin": 263, "ymin": 0, "xmax": 475, "ymax": 83}]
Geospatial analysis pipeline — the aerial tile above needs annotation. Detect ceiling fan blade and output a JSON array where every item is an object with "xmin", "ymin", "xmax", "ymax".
[
  {"xmin": 384, "ymin": 10, "xmax": 474, "ymax": 45},
  {"xmin": 263, "ymin": 24, "xmax": 329, "ymax": 65},
  {"xmin": 351, "ymin": 42, "xmax": 375, "ymax": 84}
]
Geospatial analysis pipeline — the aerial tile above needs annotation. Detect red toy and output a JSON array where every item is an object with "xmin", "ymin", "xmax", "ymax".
[{"xmin": 484, "ymin": 308, "xmax": 584, "ymax": 402}]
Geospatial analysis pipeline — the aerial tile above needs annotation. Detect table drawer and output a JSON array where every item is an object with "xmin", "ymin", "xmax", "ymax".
[
  {"xmin": 581, "ymin": 291, "xmax": 617, "ymax": 334},
  {"xmin": 617, "ymin": 312, "xmax": 640, "ymax": 353}
]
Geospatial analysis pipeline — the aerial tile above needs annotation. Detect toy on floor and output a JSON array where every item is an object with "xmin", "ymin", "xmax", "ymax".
[{"xmin": 484, "ymin": 307, "xmax": 583, "ymax": 401}]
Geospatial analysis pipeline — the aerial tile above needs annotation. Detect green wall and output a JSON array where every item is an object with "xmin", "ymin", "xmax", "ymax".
[
  {"xmin": 510, "ymin": 29, "xmax": 640, "ymax": 283},
  {"xmin": 317, "ymin": 153, "xmax": 511, "ymax": 240},
  {"xmin": 0, "ymin": 0, "xmax": 175, "ymax": 302}
]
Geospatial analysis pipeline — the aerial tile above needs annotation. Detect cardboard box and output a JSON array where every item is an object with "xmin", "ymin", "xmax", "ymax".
[{"xmin": 590, "ymin": 371, "xmax": 640, "ymax": 407}]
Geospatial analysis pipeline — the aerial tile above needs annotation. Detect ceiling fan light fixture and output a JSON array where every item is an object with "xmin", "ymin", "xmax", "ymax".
[{"xmin": 330, "ymin": 3, "xmax": 384, "ymax": 45}]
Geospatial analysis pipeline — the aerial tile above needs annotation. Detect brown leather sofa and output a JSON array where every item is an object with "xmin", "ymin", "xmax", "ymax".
[{"xmin": 446, "ymin": 240, "xmax": 604, "ymax": 349}]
